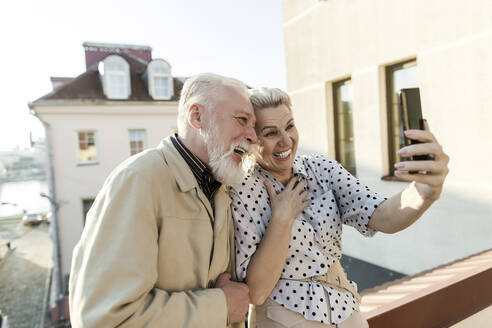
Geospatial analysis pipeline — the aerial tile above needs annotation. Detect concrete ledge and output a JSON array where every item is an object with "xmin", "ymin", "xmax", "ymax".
[{"xmin": 360, "ymin": 248, "xmax": 492, "ymax": 327}]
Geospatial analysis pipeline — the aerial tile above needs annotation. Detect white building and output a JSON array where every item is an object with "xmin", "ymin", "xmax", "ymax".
[
  {"xmin": 281, "ymin": 0, "xmax": 492, "ymax": 277},
  {"xmin": 29, "ymin": 42, "xmax": 183, "ymax": 321}
]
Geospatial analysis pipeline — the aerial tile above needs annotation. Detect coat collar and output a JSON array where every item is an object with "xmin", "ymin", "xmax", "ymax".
[
  {"xmin": 158, "ymin": 136, "xmax": 232, "ymax": 214},
  {"xmin": 158, "ymin": 136, "xmax": 198, "ymax": 193}
]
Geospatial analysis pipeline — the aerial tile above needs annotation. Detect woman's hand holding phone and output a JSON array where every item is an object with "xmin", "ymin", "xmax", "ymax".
[{"xmin": 393, "ymin": 121, "xmax": 450, "ymax": 201}]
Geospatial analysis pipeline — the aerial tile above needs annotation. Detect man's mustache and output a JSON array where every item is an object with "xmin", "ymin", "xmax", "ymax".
[{"xmin": 219, "ymin": 140, "xmax": 251, "ymax": 162}]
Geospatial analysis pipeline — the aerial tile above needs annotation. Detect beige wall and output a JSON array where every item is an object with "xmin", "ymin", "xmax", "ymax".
[
  {"xmin": 282, "ymin": 0, "xmax": 492, "ymax": 274},
  {"xmin": 451, "ymin": 305, "xmax": 492, "ymax": 328},
  {"xmin": 34, "ymin": 103, "xmax": 178, "ymax": 274}
]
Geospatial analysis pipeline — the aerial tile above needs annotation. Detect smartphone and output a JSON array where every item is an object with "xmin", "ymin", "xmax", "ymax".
[{"xmin": 398, "ymin": 87, "xmax": 430, "ymax": 162}]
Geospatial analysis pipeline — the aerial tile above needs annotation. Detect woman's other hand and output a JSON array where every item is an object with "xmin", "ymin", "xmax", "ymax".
[
  {"xmin": 264, "ymin": 178, "xmax": 311, "ymax": 225},
  {"xmin": 393, "ymin": 121, "xmax": 450, "ymax": 201}
]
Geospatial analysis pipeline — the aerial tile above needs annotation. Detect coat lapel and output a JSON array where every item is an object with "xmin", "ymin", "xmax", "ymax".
[
  {"xmin": 195, "ymin": 188, "xmax": 214, "ymax": 222},
  {"xmin": 208, "ymin": 185, "xmax": 232, "ymax": 281},
  {"xmin": 158, "ymin": 138, "xmax": 232, "ymax": 281},
  {"xmin": 158, "ymin": 137, "xmax": 197, "ymax": 193},
  {"xmin": 159, "ymin": 137, "xmax": 214, "ymax": 222},
  {"xmin": 212, "ymin": 186, "xmax": 230, "ymax": 239}
]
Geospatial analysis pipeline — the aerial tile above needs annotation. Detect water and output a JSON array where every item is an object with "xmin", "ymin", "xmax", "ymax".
[{"xmin": 0, "ymin": 180, "xmax": 50, "ymax": 218}]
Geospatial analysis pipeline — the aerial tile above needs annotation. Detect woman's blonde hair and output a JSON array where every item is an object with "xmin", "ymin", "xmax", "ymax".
[{"xmin": 248, "ymin": 87, "xmax": 292, "ymax": 112}]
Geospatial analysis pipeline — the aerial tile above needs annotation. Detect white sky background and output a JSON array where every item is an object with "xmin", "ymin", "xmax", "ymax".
[{"xmin": 0, "ymin": 0, "xmax": 286, "ymax": 151}]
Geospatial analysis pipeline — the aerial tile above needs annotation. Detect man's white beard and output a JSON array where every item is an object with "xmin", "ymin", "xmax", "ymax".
[{"xmin": 202, "ymin": 125, "xmax": 253, "ymax": 185}]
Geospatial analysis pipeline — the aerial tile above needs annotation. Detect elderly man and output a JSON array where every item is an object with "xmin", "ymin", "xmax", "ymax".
[{"xmin": 69, "ymin": 73, "xmax": 257, "ymax": 327}]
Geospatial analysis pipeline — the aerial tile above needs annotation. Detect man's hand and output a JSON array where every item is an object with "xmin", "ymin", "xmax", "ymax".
[{"xmin": 215, "ymin": 273, "xmax": 250, "ymax": 324}]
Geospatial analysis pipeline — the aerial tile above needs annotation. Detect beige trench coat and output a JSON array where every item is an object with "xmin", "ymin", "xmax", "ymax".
[{"xmin": 69, "ymin": 137, "xmax": 242, "ymax": 328}]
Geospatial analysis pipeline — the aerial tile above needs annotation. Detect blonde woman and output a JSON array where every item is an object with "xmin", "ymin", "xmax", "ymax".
[{"xmin": 230, "ymin": 87, "xmax": 448, "ymax": 327}]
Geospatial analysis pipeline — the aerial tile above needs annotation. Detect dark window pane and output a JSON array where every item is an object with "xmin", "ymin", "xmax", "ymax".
[
  {"xmin": 82, "ymin": 198, "xmax": 95, "ymax": 225},
  {"xmin": 333, "ymin": 79, "xmax": 356, "ymax": 176}
]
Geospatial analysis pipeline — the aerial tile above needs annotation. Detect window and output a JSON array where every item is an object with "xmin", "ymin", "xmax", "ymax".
[
  {"xmin": 78, "ymin": 131, "xmax": 97, "ymax": 163},
  {"xmin": 108, "ymin": 73, "xmax": 126, "ymax": 98},
  {"xmin": 99, "ymin": 55, "xmax": 131, "ymax": 99},
  {"xmin": 146, "ymin": 59, "xmax": 173, "ymax": 100},
  {"xmin": 153, "ymin": 76, "xmax": 169, "ymax": 98},
  {"xmin": 386, "ymin": 60, "xmax": 419, "ymax": 176},
  {"xmin": 82, "ymin": 198, "xmax": 95, "ymax": 225},
  {"xmin": 333, "ymin": 79, "xmax": 356, "ymax": 176},
  {"xmin": 129, "ymin": 129, "xmax": 147, "ymax": 155}
]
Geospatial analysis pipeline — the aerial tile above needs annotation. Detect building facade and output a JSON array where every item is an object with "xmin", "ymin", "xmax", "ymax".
[
  {"xmin": 29, "ymin": 42, "xmax": 184, "ymax": 320},
  {"xmin": 282, "ymin": 0, "xmax": 492, "ymax": 275}
]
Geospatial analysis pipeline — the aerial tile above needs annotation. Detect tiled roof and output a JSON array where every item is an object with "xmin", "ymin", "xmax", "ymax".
[
  {"xmin": 360, "ymin": 248, "xmax": 492, "ymax": 327},
  {"xmin": 32, "ymin": 53, "xmax": 184, "ymax": 104}
]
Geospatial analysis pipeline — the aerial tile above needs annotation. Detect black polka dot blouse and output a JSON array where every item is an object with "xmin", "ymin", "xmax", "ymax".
[{"xmin": 230, "ymin": 155, "xmax": 387, "ymax": 325}]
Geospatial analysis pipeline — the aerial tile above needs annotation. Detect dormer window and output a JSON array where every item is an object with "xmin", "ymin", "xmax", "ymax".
[
  {"xmin": 99, "ymin": 55, "xmax": 131, "ymax": 100},
  {"xmin": 146, "ymin": 59, "xmax": 173, "ymax": 100}
]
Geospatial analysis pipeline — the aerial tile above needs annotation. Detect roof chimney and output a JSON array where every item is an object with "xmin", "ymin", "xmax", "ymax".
[{"xmin": 82, "ymin": 42, "xmax": 153, "ymax": 70}]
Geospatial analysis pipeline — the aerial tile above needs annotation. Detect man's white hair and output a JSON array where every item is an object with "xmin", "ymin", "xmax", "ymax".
[
  {"xmin": 177, "ymin": 73, "xmax": 249, "ymax": 133},
  {"xmin": 248, "ymin": 87, "xmax": 292, "ymax": 112}
]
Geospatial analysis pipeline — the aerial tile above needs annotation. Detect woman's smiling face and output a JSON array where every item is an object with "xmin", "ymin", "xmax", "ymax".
[{"xmin": 253, "ymin": 104, "xmax": 299, "ymax": 184}]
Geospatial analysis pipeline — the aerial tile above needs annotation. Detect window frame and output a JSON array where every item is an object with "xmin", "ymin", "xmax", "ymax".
[
  {"xmin": 107, "ymin": 70, "xmax": 128, "ymax": 99},
  {"xmin": 332, "ymin": 78, "xmax": 357, "ymax": 176},
  {"xmin": 385, "ymin": 59, "xmax": 418, "ymax": 177},
  {"xmin": 100, "ymin": 55, "xmax": 131, "ymax": 100},
  {"xmin": 128, "ymin": 129, "xmax": 147, "ymax": 156},
  {"xmin": 147, "ymin": 59, "xmax": 173, "ymax": 100},
  {"xmin": 76, "ymin": 130, "xmax": 98, "ymax": 165},
  {"xmin": 152, "ymin": 75, "xmax": 170, "ymax": 99}
]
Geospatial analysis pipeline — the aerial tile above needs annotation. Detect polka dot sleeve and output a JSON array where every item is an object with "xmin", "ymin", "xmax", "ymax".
[
  {"xmin": 312, "ymin": 156, "xmax": 387, "ymax": 237},
  {"xmin": 229, "ymin": 188, "xmax": 263, "ymax": 282}
]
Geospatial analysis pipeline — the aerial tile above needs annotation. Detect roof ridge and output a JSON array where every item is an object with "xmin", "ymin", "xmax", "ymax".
[{"xmin": 83, "ymin": 41, "xmax": 152, "ymax": 51}]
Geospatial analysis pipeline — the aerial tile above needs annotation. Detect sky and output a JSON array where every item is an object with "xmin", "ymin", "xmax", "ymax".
[{"xmin": 0, "ymin": 0, "xmax": 287, "ymax": 151}]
